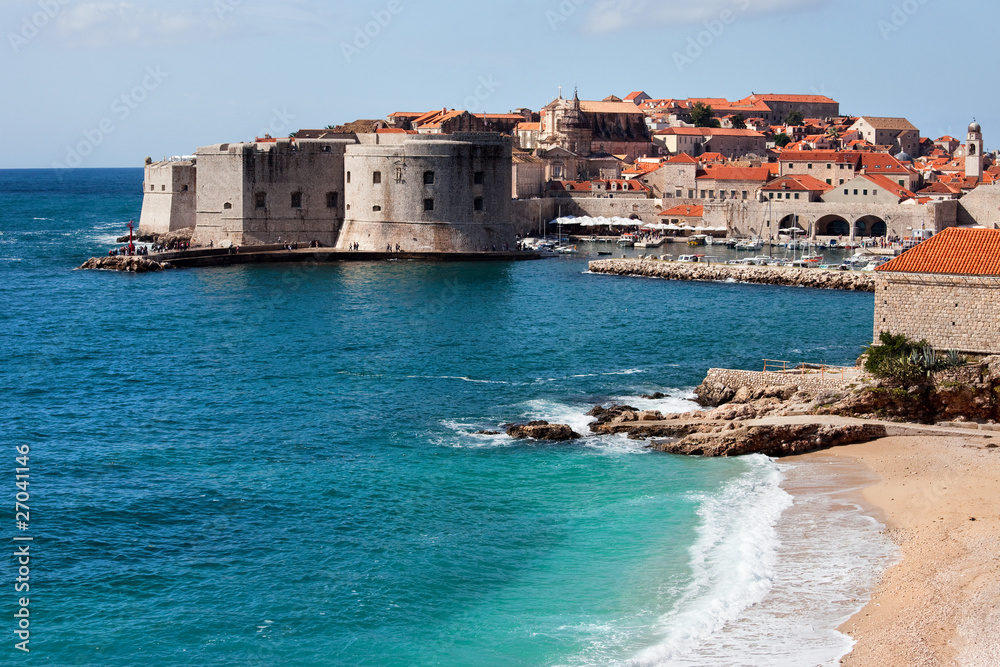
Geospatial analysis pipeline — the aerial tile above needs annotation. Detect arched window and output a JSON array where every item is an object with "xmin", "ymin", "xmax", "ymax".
[{"xmin": 223, "ymin": 202, "xmax": 232, "ymax": 210}]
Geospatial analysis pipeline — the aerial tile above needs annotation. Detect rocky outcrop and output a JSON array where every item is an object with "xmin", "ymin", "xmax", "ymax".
[
  {"xmin": 817, "ymin": 356, "xmax": 1000, "ymax": 424},
  {"xmin": 506, "ymin": 421, "xmax": 581, "ymax": 441},
  {"xmin": 119, "ymin": 227, "xmax": 194, "ymax": 246},
  {"xmin": 77, "ymin": 256, "xmax": 172, "ymax": 272},
  {"xmin": 650, "ymin": 422, "xmax": 888, "ymax": 457},
  {"xmin": 589, "ymin": 259, "xmax": 876, "ymax": 292}
]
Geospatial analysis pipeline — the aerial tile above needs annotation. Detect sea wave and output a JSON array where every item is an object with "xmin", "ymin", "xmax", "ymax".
[{"xmin": 632, "ymin": 455, "xmax": 792, "ymax": 665}]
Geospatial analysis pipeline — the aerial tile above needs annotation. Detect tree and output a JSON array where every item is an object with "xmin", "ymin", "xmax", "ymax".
[
  {"xmin": 325, "ymin": 125, "xmax": 336, "ymax": 130},
  {"xmin": 784, "ymin": 110, "xmax": 804, "ymax": 126},
  {"xmin": 731, "ymin": 114, "xmax": 747, "ymax": 130},
  {"xmin": 774, "ymin": 133, "xmax": 791, "ymax": 148},
  {"xmin": 691, "ymin": 102, "xmax": 720, "ymax": 128}
]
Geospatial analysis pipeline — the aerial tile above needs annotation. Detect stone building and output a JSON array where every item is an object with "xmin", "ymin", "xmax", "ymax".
[
  {"xmin": 730, "ymin": 94, "xmax": 840, "ymax": 123},
  {"xmin": 849, "ymin": 117, "xmax": 920, "ymax": 157},
  {"xmin": 652, "ymin": 127, "xmax": 766, "ymax": 158},
  {"xmin": 537, "ymin": 91, "xmax": 653, "ymax": 167},
  {"xmin": 874, "ymin": 227, "xmax": 1000, "ymax": 354},
  {"xmin": 139, "ymin": 158, "xmax": 197, "ymax": 235},
  {"xmin": 142, "ymin": 132, "xmax": 516, "ymax": 252}
]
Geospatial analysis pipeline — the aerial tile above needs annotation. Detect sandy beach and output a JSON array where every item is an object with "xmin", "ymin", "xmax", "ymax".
[{"xmin": 792, "ymin": 432, "xmax": 1000, "ymax": 666}]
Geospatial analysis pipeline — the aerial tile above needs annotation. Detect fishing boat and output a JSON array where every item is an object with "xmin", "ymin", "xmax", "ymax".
[
  {"xmin": 687, "ymin": 234, "xmax": 708, "ymax": 246},
  {"xmin": 617, "ymin": 233, "xmax": 637, "ymax": 247},
  {"xmin": 677, "ymin": 254, "xmax": 705, "ymax": 263}
]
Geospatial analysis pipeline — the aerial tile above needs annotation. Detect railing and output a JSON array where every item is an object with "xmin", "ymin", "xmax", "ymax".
[{"xmin": 762, "ymin": 359, "xmax": 851, "ymax": 380}]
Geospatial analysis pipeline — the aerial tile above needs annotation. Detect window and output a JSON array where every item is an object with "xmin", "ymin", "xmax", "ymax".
[
  {"xmin": 826, "ymin": 179, "xmax": 832, "ymax": 185},
  {"xmin": 709, "ymin": 190, "xmax": 715, "ymax": 199},
  {"xmin": 688, "ymin": 189, "xmax": 694, "ymax": 198},
  {"xmin": 742, "ymin": 191, "xmax": 747, "ymax": 200},
  {"xmin": 794, "ymin": 193, "xmax": 800, "ymax": 200},
  {"xmin": 730, "ymin": 190, "xmax": 737, "ymax": 198},
  {"xmin": 863, "ymin": 190, "xmax": 868, "ymax": 196},
  {"xmin": 843, "ymin": 189, "xmax": 848, "ymax": 195},
  {"xmin": 346, "ymin": 172, "xmax": 351, "ymax": 184},
  {"xmin": 474, "ymin": 171, "xmax": 484, "ymax": 185},
  {"xmin": 675, "ymin": 189, "xmax": 683, "ymax": 197},
  {"xmin": 422, "ymin": 171, "xmax": 435, "ymax": 185},
  {"xmin": 769, "ymin": 192, "xmax": 774, "ymax": 199},
  {"xmin": 373, "ymin": 171, "xmax": 381, "ymax": 184},
  {"xmin": 827, "ymin": 164, "xmax": 832, "ymax": 169},
  {"xmin": 853, "ymin": 189, "xmax": 858, "ymax": 195},
  {"xmin": 839, "ymin": 179, "xmax": 845, "ymax": 185},
  {"xmin": 223, "ymin": 202, "xmax": 232, "ymax": 210},
  {"xmin": 474, "ymin": 197, "xmax": 484, "ymax": 211},
  {"xmin": 148, "ymin": 184, "xmax": 153, "ymax": 191},
  {"xmin": 255, "ymin": 193, "xmax": 267, "ymax": 209},
  {"xmin": 898, "ymin": 179, "xmax": 905, "ymax": 186},
  {"xmin": 807, "ymin": 163, "xmax": 813, "ymax": 169},
  {"xmin": 182, "ymin": 185, "xmax": 189, "ymax": 191},
  {"xmin": 291, "ymin": 192, "xmax": 302, "ymax": 208},
  {"xmin": 326, "ymin": 192, "xmax": 338, "ymax": 208},
  {"xmin": 161, "ymin": 185, "xmax": 166, "ymax": 191},
  {"xmin": 423, "ymin": 198, "xmax": 434, "ymax": 211},
  {"xmin": 700, "ymin": 190, "xmax": 707, "ymax": 198},
  {"xmin": 372, "ymin": 205, "xmax": 381, "ymax": 212}
]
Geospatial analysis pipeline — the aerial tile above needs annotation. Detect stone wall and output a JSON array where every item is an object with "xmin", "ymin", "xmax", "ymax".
[
  {"xmin": 956, "ymin": 182, "xmax": 1000, "ymax": 228},
  {"xmin": 138, "ymin": 160, "xmax": 196, "ymax": 235},
  {"xmin": 874, "ymin": 273, "xmax": 1000, "ymax": 354},
  {"xmin": 704, "ymin": 367, "xmax": 853, "ymax": 394}
]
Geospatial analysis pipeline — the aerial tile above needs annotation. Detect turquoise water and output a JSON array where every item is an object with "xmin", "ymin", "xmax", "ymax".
[{"xmin": 1, "ymin": 170, "xmax": 886, "ymax": 666}]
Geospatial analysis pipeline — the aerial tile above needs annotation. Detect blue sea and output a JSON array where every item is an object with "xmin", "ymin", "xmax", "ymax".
[{"xmin": 1, "ymin": 169, "xmax": 895, "ymax": 666}]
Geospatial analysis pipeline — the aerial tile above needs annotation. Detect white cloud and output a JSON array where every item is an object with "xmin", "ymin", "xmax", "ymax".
[{"xmin": 582, "ymin": 0, "xmax": 823, "ymax": 33}]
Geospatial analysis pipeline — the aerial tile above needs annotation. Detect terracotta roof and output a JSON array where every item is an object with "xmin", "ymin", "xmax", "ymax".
[
  {"xmin": 877, "ymin": 228, "xmax": 1000, "ymax": 276},
  {"xmin": 579, "ymin": 100, "xmax": 645, "ymax": 115},
  {"xmin": 515, "ymin": 122, "xmax": 540, "ymax": 131},
  {"xmin": 740, "ymin": 93, "xmax": 838, "ymax": 104},
  {"xmin": 761, "ymin": 174, "xmax": 833, "ymax": 192},
  {"xmin": 655, "ymin": 127, "xmax": 763, "ymax": 137},
  {"xmin": 859, "ymin": 173, "xmax": 916, "ymax": 200},
  {"xmin": 660, "ymin": 204, "xmax": 704, "ymax": 217},
  {"xmin": 666, "ymin": 153, "xmax": 700, "ymax": 164},
  {"xmin": 696, "ymin": 166, "xmax": 772, "ymax": 181}
]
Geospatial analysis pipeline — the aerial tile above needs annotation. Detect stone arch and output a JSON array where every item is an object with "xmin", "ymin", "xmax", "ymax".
[
  {"xmin": 815, "ymin": 214, "xmax": 850, "ymax": 236},
  {"xmin": 855, "ymin": 215, "xmax": 887, "ymax": 237},
  {"xmin": 777, "ymin": 213, "xmax": 805, "ymax": 234}
]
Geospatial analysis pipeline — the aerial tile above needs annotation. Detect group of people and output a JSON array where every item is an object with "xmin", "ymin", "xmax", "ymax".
[
  {"xmin": 346, "ymin": 242, "xmax": 362, "ymax": 251},
  {"xmin": 385, "ymin": 243, "xmax": 403, "ymax": 253},
  {"xmin": 108, "ymin": 244, "xmax": 149, "ymax": 257}
]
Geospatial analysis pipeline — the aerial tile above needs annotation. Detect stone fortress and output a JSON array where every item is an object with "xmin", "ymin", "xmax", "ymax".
[{"xmin": 139, "ymin": 132, "xmax": 516, "ymax": 252}]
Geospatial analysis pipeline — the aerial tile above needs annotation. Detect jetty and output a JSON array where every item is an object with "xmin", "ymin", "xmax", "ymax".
[
  {"xmin": 79, "ymin": 245, "xmax": 545, "ymax": 271},
  {"xmin": 588, "ymin": 258, "xmax": 876, "ymax": 291}
]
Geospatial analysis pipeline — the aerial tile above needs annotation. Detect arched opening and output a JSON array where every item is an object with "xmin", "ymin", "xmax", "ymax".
[
  {"xmin": 855, "ymin": 215, "xmax": 887, "ymax": 237},
  {"xmin": 776, "ymin": 214, "xmax": 804, "ymax": 234},
  {"xmin": 815, "ymin": 215, "xmax": 849, "ymax": 236}
]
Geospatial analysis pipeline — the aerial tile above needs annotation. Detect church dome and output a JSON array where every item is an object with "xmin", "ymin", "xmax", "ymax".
[
  {"xmin": 895, "ymin": 151, "xmax": 913, "ymax": 162},
  {"xmin": 970, "ymin": 121, "xmax": 982, "ymax": 134}
]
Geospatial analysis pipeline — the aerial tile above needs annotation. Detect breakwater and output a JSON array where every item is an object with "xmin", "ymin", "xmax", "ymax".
[{"xmin": 588, "ymin": 259, "xmax": 876, "ymax": 291}]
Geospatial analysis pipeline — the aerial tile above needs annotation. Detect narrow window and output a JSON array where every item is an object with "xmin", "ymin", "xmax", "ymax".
[
  {"xmin": 474, "ymin": 171, "xmax": 485, "ymax": 185},
  {"xmin": 291, "ymin": 192, "xmax": 302, "ymax": 208},
  {"xmin": 863, "ymin": 189, "xmax": 868, "ymax": 196},
  {"xmin": 853, "ymin": 189, "xmax": 858, "ymax": 195},
  {"xmin": 843, "ymin": 189, "xmax": 848, "ymax": 195},
  {"xmin": 223, "ymin": 202, "xmax": 232, "ymax": 210},
  {"xmin": 769, "ymin": 192, "xmax": 774, "ymax": 199},
  {"xmin": 423, "ymin": 171, "xmax": 435, "ymax": 185},
  {"xmin": 423, "ymin": 198, "xmax": 434, "ymax": 211},
  {"xmin": 373, "ymin": 171, "xmax": 381, "ymax": 184},
  {"xmin": 327, "ymin": 192, "xmax": 338, "ymax": 208},
  {"xmin": 346, "ymin": 171, "xmax": 351, "ymax": 184},
  {"xmin": 675, "ymin": 189, "xmax": 682, "ymax": 197},
  {"xmin": 474, "ymin": 197, "xmax": 484, "ymax": 211},
  {"xmin": 182, "ymin": 184, "xmax": 189, "ymax": 191},
  {"xmin": 742, "ymin": 191, "xmax": 747, "ymax": 200},
  {"xmin": 255, "ymin": 193, "xmax": 267, "ymax": 209},
  {"xmin": 794, "ymin": 193, "xmax": 800, "ymax": 200},
  {"xmin": 161, "ymin": 185, "xmax": 166, "ymax": 191}
]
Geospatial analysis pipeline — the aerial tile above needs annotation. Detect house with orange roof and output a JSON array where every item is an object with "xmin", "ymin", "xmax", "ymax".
[
  {"xmin": 730, "ymin": 94, "xmax": 840, "ymax": 124},
  {"xmin": 658, "ymin": 204, "xmax": 704, "ymax": 227},
  {"xmin": 874, "ymin": 227, "xmax": 1000, "ymax": 353},
  {"xmin": 822, "ymin": 173, "xmax": 917, "ymax": 204},
  {"xmin": 849, "ymin": 117, "xmax": 920, "ymax": 157},
  {"xmin": 916, "ymin": 181, "xmax": 962, "ymax": 201},
  {"xmin": 761, "ymin": 175, "xmax": 834, "ymax": 202},
  {"xmin": 410, "ymin": 109, "xmax": 488, "ymax": 134},
  {"xmin": 695, "ymin": 165, "xmax": 773, "ymax": 202},
  {"xmin": 547, "ymin": 179, "xmax": 649, "ymax": 198},
  {"xmin": 638, "ymin": 155, "xmax": 700, "ymax": 199},
  {"xmin": 653, "ymin": 127, "xmax": 765, "ymax": 158}
]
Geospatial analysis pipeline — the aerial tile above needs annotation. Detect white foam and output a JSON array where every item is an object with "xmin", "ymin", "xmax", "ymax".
[{"xmin": 631, "ymin": 455, "xmax": 792, "ymax": 665}]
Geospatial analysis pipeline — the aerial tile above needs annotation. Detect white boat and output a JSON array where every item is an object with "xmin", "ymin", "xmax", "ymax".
[
  {"xmin": 617, "ymin": 234, "xmax": 637, "ymax": 247},
  {"xmin": 677, "ymin": 254, "xmax": 705, "ymax": 263},
  {"xmin": 635, "ymin": 238, "xmax": 664, "ymax": 248}
]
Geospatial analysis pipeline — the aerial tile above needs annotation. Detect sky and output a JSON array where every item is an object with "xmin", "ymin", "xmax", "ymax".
[{"xmin": 0, "ymin": 0, "xmax": 995, "ymax": 169}]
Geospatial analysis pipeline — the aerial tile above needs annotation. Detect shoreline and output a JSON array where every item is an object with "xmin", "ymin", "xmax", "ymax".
[{"xmin": 788, "ymin": 433, "xmax": 1000, "ymax": 666}]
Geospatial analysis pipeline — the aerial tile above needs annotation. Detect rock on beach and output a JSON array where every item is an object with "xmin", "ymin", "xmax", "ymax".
[{"xmin": 588, "ymin": 259, "xmax": 876, "ymax": 292}]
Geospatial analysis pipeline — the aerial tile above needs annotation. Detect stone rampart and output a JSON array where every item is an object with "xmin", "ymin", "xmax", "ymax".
[{"xmin": 704, "ymin": 367, "xmax": 854, "ymax": 394}]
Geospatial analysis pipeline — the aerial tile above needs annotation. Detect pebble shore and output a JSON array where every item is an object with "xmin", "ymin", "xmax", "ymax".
[{"xmin": 588, "ymin": 259, "xmax": 876, "ymax": 292}]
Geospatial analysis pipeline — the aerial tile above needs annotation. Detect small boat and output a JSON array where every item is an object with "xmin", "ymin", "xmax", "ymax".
[
  {"xmin": 687, "ymin": 234, "xmax": 708, "ymax": 246},
  {"xmin": 597, "ymin": 251, "xmax": 612, "ymax": 256},
  {"xmin": 617, "ymin": 234, "xmax": 637, "ymax": 247},
  {"xmin": 677, "ymin": 254, "xmax": 705, "ymax": 263},
  {"xmin": 635, "ymin": 238, "xmax": 664, "ymax": 248}
]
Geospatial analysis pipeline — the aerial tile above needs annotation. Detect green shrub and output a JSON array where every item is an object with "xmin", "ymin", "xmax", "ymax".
[{"xmin": 864, "ymin": 333, "xmax": 965, "ymax": 383}]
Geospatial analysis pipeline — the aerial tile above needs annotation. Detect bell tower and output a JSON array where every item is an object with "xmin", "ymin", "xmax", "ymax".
[{"xmin": 966, "ymin": 119, "xmax": 983, "ymax": 181}]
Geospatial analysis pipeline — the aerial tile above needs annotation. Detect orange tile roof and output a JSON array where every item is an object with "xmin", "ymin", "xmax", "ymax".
[
  {"xmin": 666, "ymin": 153, "xmax": 700, "ymax": 164},
  {"xmin": 761, "ymin": 174, "xmax": 833, "ymax": 192},
  {"xmin": 660, "ymin": 204, "xmax": 704, "ymax": 217},
  {"xmin": 859, "ymin": 173, "xmax": 916, "ymax": 200},
  {"xmin": 877, "ymin": 228, "xmax": 1000, "ymax": 276}
]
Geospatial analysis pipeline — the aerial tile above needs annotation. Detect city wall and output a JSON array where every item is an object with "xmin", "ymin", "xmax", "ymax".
[{"xmin": 704, "ymin": 367, "xmax": 855, "ymax": 394}]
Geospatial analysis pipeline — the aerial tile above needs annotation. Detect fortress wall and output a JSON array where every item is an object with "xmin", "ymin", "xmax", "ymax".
[
  {"xmin": 875, "ymin": 273, "xmax": 1000, "ymax": 354},
  {"xmin": 956, "ymin": 182, "xmax": 1000, "ymax": 228},
  {"xmin": 138, "ymin": 161, "xmax": 196, "ymax": 235},
  {"xmin": 336, "ymin": 135, "xmax": 516, "ymax": 252},
  {"xmin": 192, "ymin": 139, "xmax": 354, "ymax": 247},
  {"xmin": 704, "ymin": 367, "xmax": 854, "ymax": 394}
]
